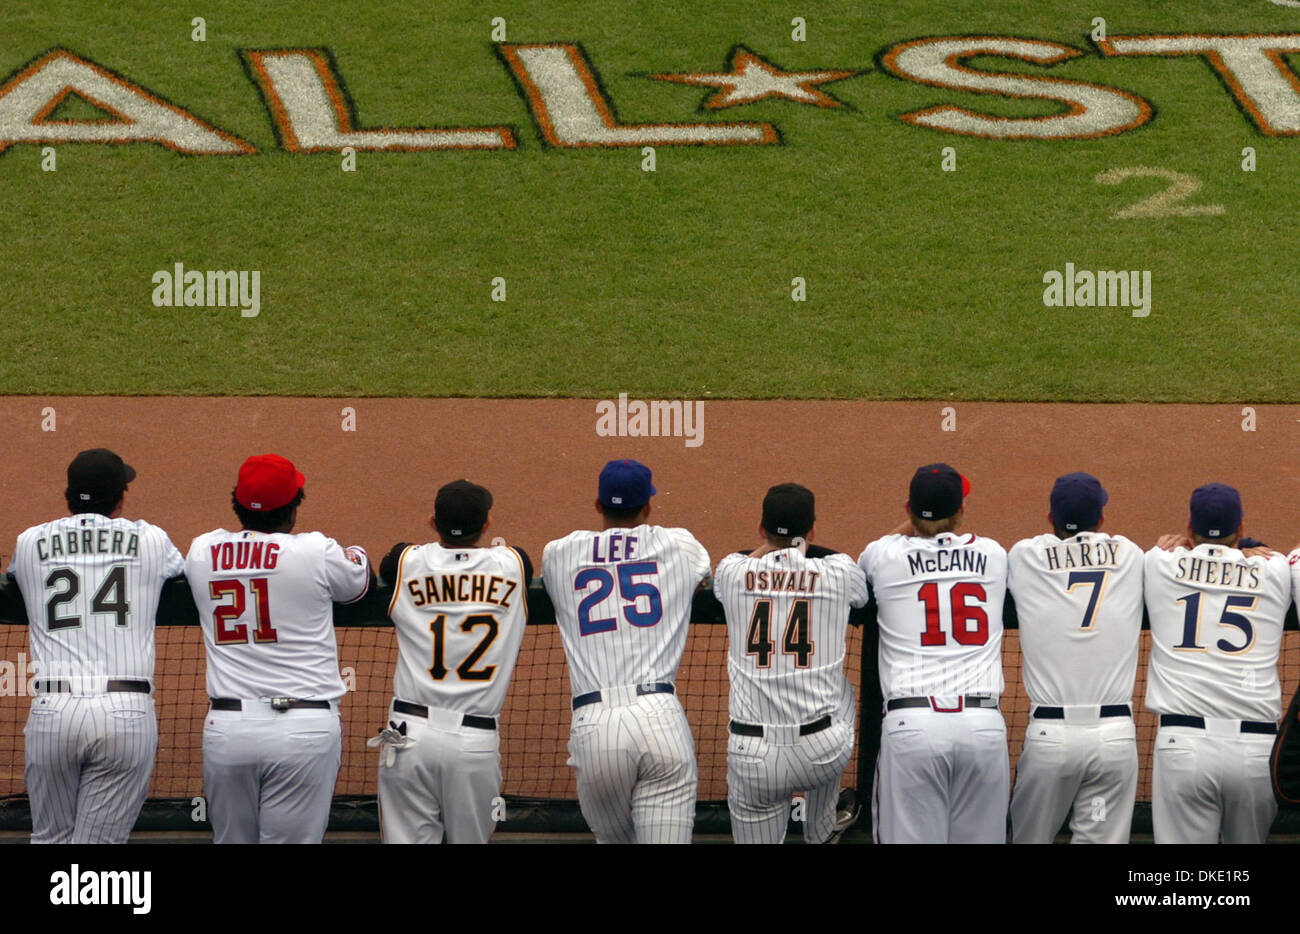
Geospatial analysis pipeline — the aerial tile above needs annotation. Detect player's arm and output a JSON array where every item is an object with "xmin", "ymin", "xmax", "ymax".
[
  {"xmin": 379, "ymin": 542, "xmax": 413, "ymax": 586},
  {"xmin": 324, "ymin": 538, "xmax": 373, "ymax": 605},
  {"xmin": 509, "ymin": 546, "xmax": 534, "ymax": 586},
  {"xmin": 157, "ymin": 574, "xmax": 200, "ymax": 626},
  {"xmin": 0, "ymin": 573, "xmax": 27, "ymax": 625}
]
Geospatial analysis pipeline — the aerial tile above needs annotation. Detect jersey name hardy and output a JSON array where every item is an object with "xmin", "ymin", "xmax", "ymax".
[
  {"xmin": 907, "ymin": 549, "xmax": 987, "ymax": 576},
  {"xmin": 208, "ymin": 540, "xmax": 279, "ymax": 572},
  {"xmin": 1043, "ymin": 539, "xmax": 1121, "ymax": 570},
  {"xmin": 405, "ymin": 573, "xmax": 519, "ymax": 608},
  {"xmin": 36, "ymin": 529, "xmax": 139, "ymax": 561},
  {"xmin": 1175, "ymin": 555, "xmax": 1261, "ymax": 590},
  {"xmin": 743, "ymin": 569, "xmax": 820, "ymax": 593}
]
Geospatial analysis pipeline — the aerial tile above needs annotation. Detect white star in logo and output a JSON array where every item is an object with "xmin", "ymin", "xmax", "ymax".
[{"xmin": 649, "ymin": 47, "xmax": 862, "ymax": 110}]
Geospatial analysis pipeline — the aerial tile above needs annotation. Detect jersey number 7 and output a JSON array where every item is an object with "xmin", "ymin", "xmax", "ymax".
[{"xmin": 917, "ymin": 581, "xmax": 988, "ymax": 646}]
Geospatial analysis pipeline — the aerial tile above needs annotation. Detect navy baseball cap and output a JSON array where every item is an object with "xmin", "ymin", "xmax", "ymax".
[
  {"xmin": 1050, "ymin": 472, "xmax": 1108, "ymax": 532},
  {"xmin": 1189, "ymin": 483, "xmax": 1242, "ymax": 539},
  {"xmin": 762, "ymin": 483, "xmax": 815, "ymax": 538},
  {"xmin": 434, "ymin": 479, "xmax": 493, "ymax": 540},
  {"xmin": 67, "ymin": 449, "xmax": 136, "ymax": 504},
  {"xmin": 908, "ymin": 463, "xmax": 970, "ymax": 520},
  {"xmin": 599, "ymin": 459, "xmax": 656, "ymax": 510}
]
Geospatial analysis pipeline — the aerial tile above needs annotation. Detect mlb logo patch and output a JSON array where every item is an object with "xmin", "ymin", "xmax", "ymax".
[{"xmin": 455, "ymin": 552, "xmax": 469, "ymax": 561}]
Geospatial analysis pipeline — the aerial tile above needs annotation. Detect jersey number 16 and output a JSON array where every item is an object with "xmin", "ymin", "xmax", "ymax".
[{"xmin": 916, "ymin": 581, "xmax": 988, "ymax": 646}]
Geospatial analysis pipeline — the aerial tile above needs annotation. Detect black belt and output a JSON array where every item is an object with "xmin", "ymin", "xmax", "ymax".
[
  {"xmin": 573, "ymin": 682, "xmax": 674, "ymax": 710},
  {"xmin": 36, "ymin": 679, "xmax": 150, "ymax": 694},
  {"xmin": 729, "ymin": 715, "xmax": 832, "ymax": 738},
  {"xmin": 393, "ymin": 699, "xmax": 496, "ymax": 731},
  {"xmin": 211, "ymin": 697, "xmax": 331, "ymax": 712},
  {"xmin": 1159, "ymin": 713, "xmax": 1277, "ymax": 735},
  {"xmin": 1034, "ymin": 704, "xmax": 1131, "ymax": 719},
  {"xmin": 887, "ymin": 695, "xmax": 999, "ymax": 712}
]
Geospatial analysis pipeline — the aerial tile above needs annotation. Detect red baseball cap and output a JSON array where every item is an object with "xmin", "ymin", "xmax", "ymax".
[{"xmin": 235, "ymin": 454, "xmax": 305, "ymax": 511}]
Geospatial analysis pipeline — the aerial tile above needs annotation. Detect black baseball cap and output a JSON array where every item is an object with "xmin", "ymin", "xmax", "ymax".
[
  {"xmin": 762, "ymin": 483, "xmax": 815, "ymax": 538},
  {"xmin": 434, "ymin": 479, "xmax": 493, "ymax": 541},
  {"xmin": 1050, "ymin": 472, "xmax": 1108, "ymax": 532},
  {"xmin": 908, "ymin": 463, "xmax": 970, "ymax": 521},
  {"xmin": 1189, "ymin": 483, "xmax": 1242, "ymax": 539},
  {"xmin": 66, "ymin": 449, "xmax": 135, "ymax": 505}
]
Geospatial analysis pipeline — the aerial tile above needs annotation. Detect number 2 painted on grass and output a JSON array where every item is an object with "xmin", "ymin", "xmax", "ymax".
[{"xmin": 1094, "ymin": 166, "xmax": 1225, "ymax": 219}]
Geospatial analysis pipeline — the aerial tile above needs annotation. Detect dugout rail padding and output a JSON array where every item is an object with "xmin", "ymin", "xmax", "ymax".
[{"xmin": 2, "ymin": 579, "xmax": 1300, "ymax": 837}]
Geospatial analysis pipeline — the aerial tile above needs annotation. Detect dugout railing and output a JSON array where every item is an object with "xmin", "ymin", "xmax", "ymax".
[{"xmin": 2, "ymin": 581, "xmax": 1299, "ymax": 838}]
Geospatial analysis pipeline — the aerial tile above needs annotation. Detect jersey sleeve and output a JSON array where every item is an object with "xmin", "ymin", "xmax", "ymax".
[
  {"xmin": 160, "ymin": 532, "xmax": 186, "ymax": 579},
  {"xmin": 845, "ymin": 559, "xmax": 869, "ymax": 608},
  {"xmin": 681, "ymin": 531, "xmax": 711, "ymax": 586},
  {"xmin": 323, "ymin": 537, "xmax": 371, "ymax": 604},
  {"xmin": 510, "ymin": 546, "xmax": 534, "ymax": 585}
]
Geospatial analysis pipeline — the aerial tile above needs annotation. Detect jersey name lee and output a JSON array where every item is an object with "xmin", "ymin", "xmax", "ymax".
[
  {"xmin": 743, "ymin": 569, "xmax": 821, "ymax": 594},
  {"xmin": 404, "ymin": 572, "xmax": 519, "ymax": 608},
  {"xmin": 36, "ymin": 529, "xmax": 140, "ymax": 561},
  {"xmin": 906, "ymin": 548, "xmax": 987, "ymax": 576},
  {"xmin": 1042, "ymin": 540, "xmax": 1122, "ymax": 570},
  {"xmin": 1174, "ymin": 555, "xmax": 1261, "ymax": 590}
]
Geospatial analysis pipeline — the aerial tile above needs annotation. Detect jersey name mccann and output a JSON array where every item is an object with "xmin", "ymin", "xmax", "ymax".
[{"xmin": 906, "ymin": 549, "xmax": 988, "ymax": 576}]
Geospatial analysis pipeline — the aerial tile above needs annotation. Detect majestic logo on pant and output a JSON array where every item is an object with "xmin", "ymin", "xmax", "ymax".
[
  {"xmin": 3, "ymin": 32, "xmax": 1300, "ymax": 157},
  {"xmin": 49, "ymin": 864, "xmax": 152, "ymax": 915}
]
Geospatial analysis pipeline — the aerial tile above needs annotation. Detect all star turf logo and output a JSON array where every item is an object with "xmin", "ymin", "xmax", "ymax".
[{"xmin": 3, "ymin": 34, "xmax": 1300, "ymax": 156}]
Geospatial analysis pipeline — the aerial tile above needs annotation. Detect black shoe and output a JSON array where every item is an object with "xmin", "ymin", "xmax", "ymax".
[{"xmin": 825, "ymin": 789, "xmax": 861, "ymax": 844}]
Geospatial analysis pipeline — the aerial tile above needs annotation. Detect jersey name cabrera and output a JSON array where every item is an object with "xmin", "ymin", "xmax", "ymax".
[
  {"xmin": 543, "ymin": 525, "xmax": 710, "ymax": 696},
  {"xmin": 1144, "ymin": 544, "xmax": 1290, "ymax": 721},
  {"xmin": 186, "ymin": 529, "xmax": 369, "ymax": 700},
  {"xmin": 8, "ymin": 515, "xmax": 184, "ymax": 686},
  {"xmin": 859, "ymin": 532, "xmax": 1007, "ymax": 700},
  {"xmin": 715, "ymin": 548, "xmax": 868, "ymax": 724},
  {"xmin": 1007, "ymin": 532, "xmax": 1143, "ymax": 706},
  {"xmin": 387, "ymin": 542, "xmax": 530, "ymax": 715}
]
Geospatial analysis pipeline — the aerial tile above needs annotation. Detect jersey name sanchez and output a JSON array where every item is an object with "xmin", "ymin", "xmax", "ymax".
[
  {"xmin": 186, "ymin": 529, "xmax": 369, "ymax": 701},
  {"xmin": 1007, "ymin": 532, "xmax": 1143, "ymax": 707},
  {"xmin": 8, "ymin": 515, "xmax": 185, "ymax": 687},
  {"xmin": 543, "ymin": 525, "xmax": 710, "ymax": 697},
  {"xmin": 387, "ymin": 542, "xmax": 530, "ymax": 716},
  {"xmin": 859, "ymin": 532, "xmax": 1007, "ymax": 700},
  {"xmin": 715, "ymin": 548, "xmax": 868, "ymax": 724},
  {"xmin": 1145, "ymin": 544, "xmax": 1290, "ymax": 722}
]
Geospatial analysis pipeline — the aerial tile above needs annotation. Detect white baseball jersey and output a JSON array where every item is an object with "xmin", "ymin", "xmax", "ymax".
[
  {"xmin": 859, "ymin": 532, "xmax": 1007, "ymax": 699},
  {"xmin": 8, "ymin": 515, "xmax": 185, "ymax": 685},
  {"xmin": 186, "ymin": 529, "xmax": 370, "ymax": 700},
  {"xmin": 1144, "ymin": 544, "xmax": 1290, "ymax": 721},
  {"xmin": 542, "ymin": 525, "xmax": 710, "ymax": 695},
  {"xmin": 715, "ymin": 547, "xmax": 869, "ymax": 724},
  {"xmin": 386, "ymin": 542, "xmax": 530, "ymax": 715},
  {"xmin": 1007, "ymin": 532, "xmax": 1143, "ymax": 706}
]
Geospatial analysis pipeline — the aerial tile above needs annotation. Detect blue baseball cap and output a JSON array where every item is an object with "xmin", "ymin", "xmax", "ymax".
[
  {"xmin": 598, "ymin": 459, "xmax": 656, "ymax": 510},
  {"xmin": 1189, "ymin": 483, "xmax": 1242, "ymax": 539},
  {"xmin": 1050, "ymin": 472, "xmax": 1108, "ymax": 532},
  {"xmin": 908, "ymin": 463, "xmax": 969, "ymax": 520}
]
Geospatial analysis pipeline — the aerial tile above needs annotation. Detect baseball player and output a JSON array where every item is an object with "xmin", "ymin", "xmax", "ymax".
[
  {"xmin": 1006, "ymin": 472, "xmax": 1143, "ymax": 844},
  {"xmin": 1145, "ymin": 483, "xmax": 1290, "ymax": 844},
  {"xmin": 542, "ymin": 459, "xmax": 710, "ymax": 844},
  {"xmin": 714, "ymin": 483, "xmax": 868, "ymax": 844},
  {"xmin": 859, "ymin": 463, "xmax": 1009, "ymax": 844},
  {"xmin": 373, "ymin": 479, "xmax": 532, "ymax": 844},
  {"xmin": 6, "ymin": 449, "xmax": 184, "ymax": 843},
  {"xmin": 185, "ymin": 453, "xmax": 372, "ymax": 844}
]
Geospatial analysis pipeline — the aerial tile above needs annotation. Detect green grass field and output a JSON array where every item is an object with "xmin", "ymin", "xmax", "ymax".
[{"xmin": 1, "ymin": 0, "xmax": 1296, "ymax": 400}]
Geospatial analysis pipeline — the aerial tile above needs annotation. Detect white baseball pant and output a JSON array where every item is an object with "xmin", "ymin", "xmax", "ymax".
[
  {"xmin": 1152, "ymin": 721, "xmax": 1277, "ymax": 844},
  {"xmin": 727, "ymin": 717, "xmax": 853, "ymax": 844},
  {"xmin": 376, "ymin": 701, "xmax": 501, "ymax": 844},
  {"xmin": 24, "ymin": 692, "xmax": 156, "ymax": 844},
  {"xmin": 1010, "ymin": 709, "xmax": 1137, "ymax": 844},
  {"xmin": 873, "ymin": 704, "xmax": 1009, "ymax": 844},
  {"xmin": 202, "ymin": 701, "xmax": 342, "ymax": 844},
  {"xmin": 567, "ymin": 688, "xmax": 697, "ymax": 844}
]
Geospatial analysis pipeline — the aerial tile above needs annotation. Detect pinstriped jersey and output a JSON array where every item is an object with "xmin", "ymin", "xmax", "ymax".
[
  {"xmin": 1144, "ymin": 544, "xmax": 1290, "ymax": 722},
  {"xmin": 386, "ymin": 542, "xmax": 530, "ymax": 716},
  {"xmin": 859, "ymin": 532, "xmax": 1007, "ymax": 700},
  {"xmin": 542, "ymin": 525, "xmax": 710, "ymax": 696},
  {"xmin": 186, "ymin": 529, "xmax": 370, "ymax": 701},
  {"xmin": 715, "ymin": 548, "xmax": 868, "ymax": 725},
  {"xmin": 1007, "ymin": 531, "xmax": 1143, "ymax": 707},
  {"xmin": 8, "ymin": 514, "xmax": 184, "ymax": 687}
]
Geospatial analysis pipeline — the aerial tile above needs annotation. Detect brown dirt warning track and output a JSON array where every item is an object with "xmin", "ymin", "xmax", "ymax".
[{"xmin": 1, "ymin": 397, "xmax": 1298, "ymax": 806}]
